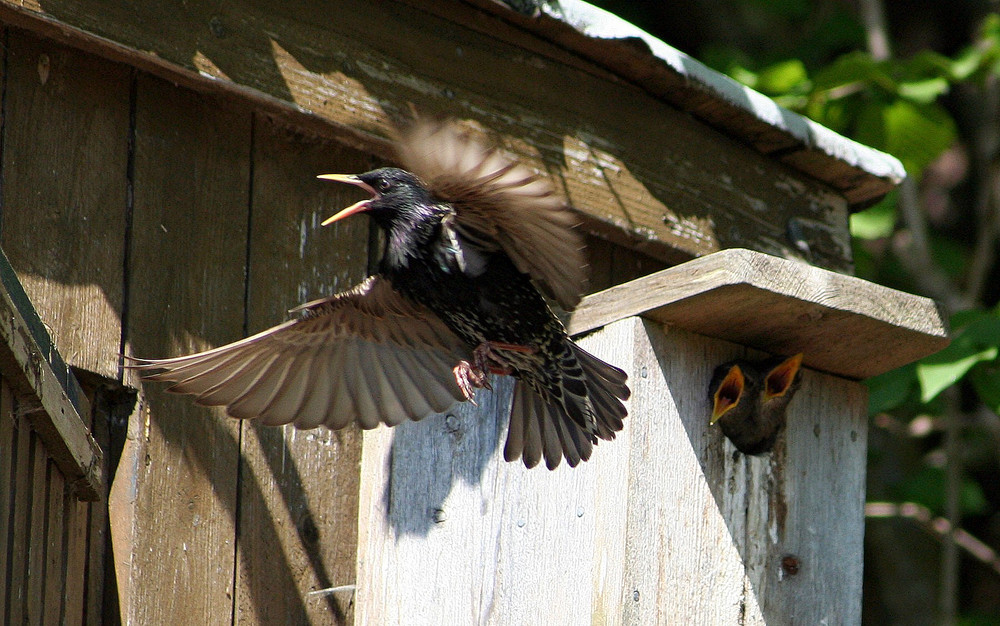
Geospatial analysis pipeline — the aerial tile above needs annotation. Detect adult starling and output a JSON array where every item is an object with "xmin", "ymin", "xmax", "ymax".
[
  {"xmin": 130, "ymin": 120, "xmax": 629, "ymax": 470},
  {"xmin": 708, "ymin": 353, "xmax": 803, "ymax": 455}
]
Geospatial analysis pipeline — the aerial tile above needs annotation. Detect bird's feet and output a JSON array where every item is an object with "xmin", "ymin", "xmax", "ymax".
[
  {"xmin": 453, "ymin": 341, "xmax": 538, "ymax": 403},
  {"xmin": 454, "ymin": 360, "xmax": 490, "ymax": 404}
]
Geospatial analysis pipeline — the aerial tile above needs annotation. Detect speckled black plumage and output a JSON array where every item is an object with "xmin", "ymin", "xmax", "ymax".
[
  {"xmin": 356, "ymin": 167, "xmax": 628, "ymax": 467},
  {"xmin": 129, "ymin": 121, "xmax": 629, "ymax": 470}
]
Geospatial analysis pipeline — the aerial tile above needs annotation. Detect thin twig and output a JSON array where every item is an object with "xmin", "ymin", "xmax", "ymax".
[
  {"xmin": 858, "ymin": 0, "xmax": 892, "ymax": 60},
  {"xmin": 964, "ymin": 73, "xmax": 1000, "ymax": 305},
  {"xmin": 941, "ymin": 389, "xmax": 962, "ymax": 625},
  {"xmin": 866, "ymin": 501, "xmax": 1000, "ymax": 577}
]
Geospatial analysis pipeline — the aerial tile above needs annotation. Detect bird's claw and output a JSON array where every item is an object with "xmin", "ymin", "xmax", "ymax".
[
  {"xmin": 454, "ymin": 360, "xmax": 490, "ymax": 404},
  {"xmin": 454, "ymin": 341, "xmax": 536, "ymax": 403}
]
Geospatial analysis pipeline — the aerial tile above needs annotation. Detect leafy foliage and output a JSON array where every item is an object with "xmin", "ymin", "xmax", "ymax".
[{"xmin": 591, "ymin": 0, "xmax": 1000, "ymax": 620}]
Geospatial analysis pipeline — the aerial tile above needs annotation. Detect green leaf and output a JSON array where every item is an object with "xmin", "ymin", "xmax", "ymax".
[
  {"xmin": 970, "ymin": 362, "xmax": 1000, "ymax": 414},
  {"xmin": 897, "ymin": 77, "xmax": 950, "ymax": 103},
  {"xmin": 917, "ymin": 345, "xmax": 997, "ymax": 402},
  {"xmin": 881, "ymin": 100, "xmax": 957, "ymax": 176},
  {"xmin": 950, "ymin": 308, "xmax": 996, "ymax": 332},
  {"xmin": 866, "ymin": 363, "xmax": 918, "ymax": 415},
  {"xmin": 949, "ymin": 46, "xmax": 983, "ymax": 80},
  {"xmin": 728, "ymin": 65, "xmax": 760, "ymax": 89},
  {"xmin": 897, "ymin": 50, "xmax": 954, "ymax": 81},
  {"xmin": 812, "ymin": 51, "xmax": 890, "ymax": 91},
  {"xmin": 916, "ymin": 314, "xmax": 1000, "ymax": 402},
  {"xmin": 850, "ymin": 199, "xmax": 896, "ymax": 239},
  {"xmin": 756, "ymin": 59, "xmax": 809, "ymax": 94},
  {"xmin": 895, "ymin": 466, "xmax": 989, "ymax": 516},
  {"xmin": 930, "ymin": 234, "xmax": 971, "ymax": 279}
]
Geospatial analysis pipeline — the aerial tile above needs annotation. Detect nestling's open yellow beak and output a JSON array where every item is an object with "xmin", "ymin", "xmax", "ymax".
[
  {"xmin": 710, "ymin": 364, "xmax": 745, "ymax": 425},
  {"xmin": 762, "ymin": 353, "xmax": 803, "ymax": 402}
]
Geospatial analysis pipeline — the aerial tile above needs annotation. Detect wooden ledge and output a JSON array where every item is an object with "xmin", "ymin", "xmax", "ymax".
[
  {"xmin": 0, "ymin": 253, "xmax": 102, "ymax": 501},
  {"xmin": 569, "ymin": 248, "xmax": 949, "ymax": 380}
]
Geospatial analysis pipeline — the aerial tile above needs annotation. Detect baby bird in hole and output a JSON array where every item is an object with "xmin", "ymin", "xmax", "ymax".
[{"xmin": 708, "ymin": 353, "xmax": 803, "ymax": 455}]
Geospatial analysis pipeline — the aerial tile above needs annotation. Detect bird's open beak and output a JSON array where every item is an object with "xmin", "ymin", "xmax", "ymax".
[
  {"xmin": 317, "ymin": 174, "xmax": 379, "ymax": 226},
  {"xmin": 710, "ymin": 364, "xmax": 744, "ymax": 425},
  {"xmin": 762, "ymin": 353, "xmax": 803, "ymax": 402}
]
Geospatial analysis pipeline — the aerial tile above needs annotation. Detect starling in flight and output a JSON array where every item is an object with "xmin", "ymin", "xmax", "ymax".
[
  {"xmin": 130, "ymin": 120, "xmax": 629, "ymax": 469},
  {"xmin": 708, "ymin": 353, "xmax": 803, "ymax": 455}
]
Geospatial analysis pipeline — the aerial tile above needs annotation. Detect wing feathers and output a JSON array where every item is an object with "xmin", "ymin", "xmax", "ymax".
[
  {"xmin": 396, "ymin": 120, "xmax": 587, "ymax": 310},
  {"xmin": 129, "ymin": 276, "xmax": 468, "ymax": 432}
]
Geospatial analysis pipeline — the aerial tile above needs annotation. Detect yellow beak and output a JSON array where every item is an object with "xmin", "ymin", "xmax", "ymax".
[{"xmin": 317, "ymin": 174, "xmax": 379, "ymax": 226}]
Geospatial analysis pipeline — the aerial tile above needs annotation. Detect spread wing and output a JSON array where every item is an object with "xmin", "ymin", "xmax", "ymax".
[
  {"xmin": 395, "ymin": 120, "xmax": 588, "ymax": 310},
  {"xmin": 128, "ymin": 276, "xmax": 471, "ymax": 430}
]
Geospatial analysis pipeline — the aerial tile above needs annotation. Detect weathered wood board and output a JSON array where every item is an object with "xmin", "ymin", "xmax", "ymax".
[
  {"xmin": 0, "ymin": 376, "xmax": 105, "ymax": 624},
  {"xmin": 0, "ymin": 249, "xmax": 103, "ymax": 500},
  {"xmin": 233, "ymin": 118, "xmax": 372, "ymax": 625},
  {"xmin": 356, "ymin": 317, "xmax": 868, "ymax": 624},
  {"xmin": 1, "ymin": 29, "xmax": 130, "ymax": 380},
  {"xmin": 121, "ymin": 73, "xmax": 251, "ymax": 625},
  {"xmin": 0, "ymin": 0, "xmax": 860, "ymax": 272},
  {"xmin": 569, "ymin": 248, "xmax": 950, "ymax": 380}
]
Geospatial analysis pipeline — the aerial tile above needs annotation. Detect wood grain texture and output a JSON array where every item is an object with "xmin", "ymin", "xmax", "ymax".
[
  {"xmin": 354, "ymin": 324, "xmax": 636, "ymax": 624},
  {"xmin": 742, "ymin": 369, "xmax": 867, "ymax": 623},
  {"xmin": 123, "ymin": 74, "xmax": 251, "ymax": 625},
  {"xmin": 0, "ymin": 376, "xmax": 97, "ymax": 624},
  {"xmin": 6, "ymin": 406, "xmax": 34, "ymax": 625},
  {"xmin": 456, "ymin": 0, "xmax": 902, "ymax": 207},
  {"xmin": 569, "ymin": 248, "xmax": 949, "ymax": 379},
  {"xmin": 356, "ymin": 318, "xmax": 868, "ymax": 624},
  {"xmin": 0, "ymin": 0, "xmax": 856, "ymax": 272},
  {"xmin": 0, "ymin": 381, "xmax": 12, "ymax": 625},
  {"xmin": 26, "ymin": 433, "xmax": 49, "ymax": 626},
  {"xmin": 0, "ymin": 29, "xmax": 129, "ymax": 379},
  {"xmin": 233, "ymin": 118, "xmax": 372, "ymax": 626},
  {"xmin": 0, "ymin": 252, "xmax": 103, "ymax": 500}
]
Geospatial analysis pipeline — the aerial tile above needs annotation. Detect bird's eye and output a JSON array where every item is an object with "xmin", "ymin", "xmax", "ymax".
[{"xmin": 375, "ymin": 179, "xmax": 390, "ymax": 191}]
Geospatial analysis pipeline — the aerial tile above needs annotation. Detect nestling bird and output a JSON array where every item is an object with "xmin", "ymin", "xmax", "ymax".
[
  {"xmin": 708, "ymin": 353, "xmax": 803, "ymax": 455},
  {"xmin": 129, "ymin": 119, "xmax": 629, "ymax": 469}
]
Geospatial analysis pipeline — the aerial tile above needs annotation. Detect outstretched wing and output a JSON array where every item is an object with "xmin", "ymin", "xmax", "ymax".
[
  {"xmin": 395, "ymin": 119, "xmax": 587, "ymax": 310},
  {"xmin": 129, "ymin": 276, "xmax": 471, "ymax": 430}
]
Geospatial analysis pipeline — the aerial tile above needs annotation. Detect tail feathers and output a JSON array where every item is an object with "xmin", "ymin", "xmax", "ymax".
[
  {"xmin": 504, "ymin": 382, "xmax": 593, "ymax": 469},
  {"xmin": 504, "ymin": 342, "xmax": 629, "ymax": 470}
]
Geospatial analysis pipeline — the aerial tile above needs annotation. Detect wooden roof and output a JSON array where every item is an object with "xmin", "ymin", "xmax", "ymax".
[
  {"xmin": 481, "ymin": 0, "xmax": 905, "ymax": 210},
  {"xmin": 0, "ymin": 0, "xmax": 903, "ymax": 272}
]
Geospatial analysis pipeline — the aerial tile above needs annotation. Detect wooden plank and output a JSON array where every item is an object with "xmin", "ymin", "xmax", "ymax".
[
  {"xmin": 233, "ymin": 118, "xmax": 370, "ymax": 625},
  {"xmin": 356, "ymin": 318, "xmax": 867, "ymax": 623},
  {"xmin": 743, "ymin": 369, "xmax": 868, "ymax": 624},
  {"xmin": 106, "ymin": 394, "xmax": 146, "ymax": 625},
  {"xmin": 355, "ymin": 320, "xmax": 635, "ymax": 623},
  {"xmin": 0, "ymin": 0, "xmax": 857, "ymax": 272},
  {"xmin": 84, "ymin": 394, "xmax": 108, "ymax": 626},
  {"xmin": 7, "ymin": 404, "xmax": 33, "ymax": 624},
  {"xmin": 26, "ymin": 431, "xmax": 50, "ymax": 626},
  {"xmin": 0, "ymin": 380, "xmax": 14, "ymax": 625},
  {"xmin": 122, "ymin": 73, "xmax": 251, "ymax": 625},
  {"xmin": 43, "ymin": 463, "xmax": 67, "ymax": 626},
  {"xmin": 62, "ymin": 493, "xmax": 90, "ymax": 624},
  {"xmin": 618, "ymin": 319, "xmax": 757, "ymax": 624},
  {"xmin": 0, "ymin": 255, "xmax": 103, "ymax": 500},
  {"xmin": 456, "ymin": 0, "xmax": 903, "ymax": 207},
  {"xmin": 568, "ymin": 248, "xmax": 949, "ymax": 380},
  {"xmin": 0, "ymin": 29, "xmax": 129, "ymax": 379}
]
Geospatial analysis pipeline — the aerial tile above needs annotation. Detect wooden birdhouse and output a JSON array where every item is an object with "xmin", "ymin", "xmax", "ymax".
[{"xmin": 0, "ymin": 1, "xmax": 947, "ymax": 624}]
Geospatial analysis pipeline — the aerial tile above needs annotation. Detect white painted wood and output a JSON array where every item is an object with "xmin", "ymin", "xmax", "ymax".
[{"xmin": 356, "ymin": 316, "xmax": 868, "ymax": 624}]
